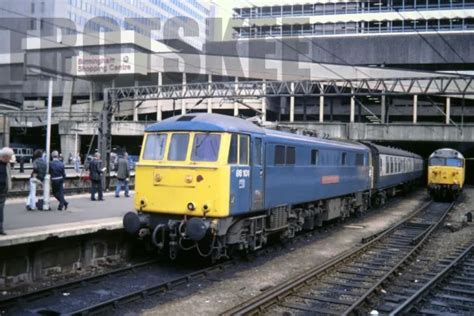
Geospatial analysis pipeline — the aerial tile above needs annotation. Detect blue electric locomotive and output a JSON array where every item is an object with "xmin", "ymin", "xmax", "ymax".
[{"xmin": 124, "ymin": 114, "xmax": 423, "ymax": 260}]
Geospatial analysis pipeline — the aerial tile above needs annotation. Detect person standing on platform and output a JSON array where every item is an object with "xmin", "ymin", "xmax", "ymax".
[
  {"xmin": 26, "ymin": 149, "xmax": 46, "ymax": 211},
  {"xmin": 74, "ymin": 153, "xmax": 81, "ymax": 174},
  {"xmin": 50, "ymin": 151, "xmax": 68, "ymax": 211},
  {"xmin": 115, "ymin": 152, "xmax": 130, "ymax": 198},
  {"xmin": 0, "ymin": 147, "xmax": 13, "ymax": 235},
  {"xmin": 89, "ymin": 152, "xmax": 105, "ymax": 201}
]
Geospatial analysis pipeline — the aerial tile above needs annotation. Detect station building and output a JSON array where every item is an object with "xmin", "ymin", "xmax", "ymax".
[{"xmin": 0, "ymin": 1, "xmax": 473, "ymax": 163}]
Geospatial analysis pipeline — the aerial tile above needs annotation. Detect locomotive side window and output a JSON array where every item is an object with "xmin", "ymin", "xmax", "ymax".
[
  {"xmin": 143, "ymin": 133, "xmax": 167, "ymax": 160},
  {"xmin": 275, "ymin": 145, "xmax": 285, "ymax": 165},
  {"xmin": 168, "ymin": 133, "xmax": 189, "ymax": 161},
  {"xmin": 311, "ymin": 149, "xmax": 319, "ymax": 165},
  {"xmin": 341, "ymin": 152, "xmax": 347, "ymax": 165},
  {"xmin": 253, "ymin": 138, "xmax": 263, "ymax": 166},
  {"xmin": 228, "ymin": 134, "xmax": 238, "ymax": 164},
  {"xmin": 239, "ymin": 135, "xmax": 250, "ymax": 165},
  {"xmin": 192, "ymin": 133, "xmax": 221, "ymax": 162},
  {"xmin": 286, "ymin": 147, "xmax": 296, "ymax": 165},
  {"xmin": 355, "ymin": 154, "xmax": 364, "ymax": 166}
]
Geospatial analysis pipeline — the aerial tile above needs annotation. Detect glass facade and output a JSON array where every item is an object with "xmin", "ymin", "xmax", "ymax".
[
  {"xmin": 231, "ymin": 0, "xmax": 474, "ymax": 39},
  {"xmin": 233, "ymin": 0, "xmax": 474, "ymax": 19},
  {"xmin": 234, "ymin": 18, "xmax": 474, "ymax": 38},
  {"xmin": 2, "ymin": 0, "xmax": 211, "ymax": 48}
]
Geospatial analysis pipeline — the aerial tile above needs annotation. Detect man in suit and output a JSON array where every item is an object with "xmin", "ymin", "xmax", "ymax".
[
  {"xmin": 115, "ymin": 152, "xmax": 130, "ymax": 198},
  {"xmin": 89, "ymin": 152, "xmax": 105, "ymax": 201},
  {"xmin": 0, "ymin": 147, "xmax": 13, "ymax": 235},
  {"xmin": 50, "ymin": 151, "xmax": 69, "ymax": 211}
]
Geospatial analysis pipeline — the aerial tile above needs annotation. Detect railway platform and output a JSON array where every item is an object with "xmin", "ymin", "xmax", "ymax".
[
  {"xmin": 0, "ymin": 192, "xmax": 135, "ymax": 288},
  {"xmin": 0, "ymin": 191, "xmax": 133, "ymax": 247}
]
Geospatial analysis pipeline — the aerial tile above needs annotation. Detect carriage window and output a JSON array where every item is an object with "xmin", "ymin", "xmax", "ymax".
[
  {"xmin": 239, "ymin": 135, "xmax": 249, "ymax": 165},
  {"xmin": 168, "ymin": 133, "xmax": 189, "ymax": 161},
  {"xmin": 192, "ymin": 134, "xmax": 221, "ymax": 162},
  {"xmin": 286, "ymin": 147, "xmax": 296, "ymax": 165},
  {"xmin": 341, "ymin": 152, "xmax": 347, "ymax": 165},
  {"xmin": 356, "ymin": 154, "xmax": 364, "ymax": 166},
  {"xmin": 253, "ymin": 138, "xmax": 263, "ymax": 166},
  {"xmin": 275, "ymin": 145, "xmax": 285, "ymax": 165},
  {"xmin": 311, "ymin": 149, "xmax": 319, "ymax": 165},
  {"xmin": 143, "ymin": 133, "xmax": 167, "ymax": 160},
  {"xmin": 228, "ymin": 134, "xmax": 238, "ymax": 164}
]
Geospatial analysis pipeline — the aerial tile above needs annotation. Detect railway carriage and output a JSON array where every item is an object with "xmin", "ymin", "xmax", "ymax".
[{"xmin": 124, "ymin": 113, "xmax": 423, "ymax": 260}]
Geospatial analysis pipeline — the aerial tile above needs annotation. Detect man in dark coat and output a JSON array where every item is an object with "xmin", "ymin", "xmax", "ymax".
[
  {"xmin": 0, "ymin": 147, "xmax": 13, "ymax": 235},
  {"xmin": 50, "ymin": 151, "xmax": 69, "ymax": 210},
  {"xmin": 115, "ymin": 152, "xmax": 130, "ymax": 198},
  {"xmin": 89, "ymin": 152, "xmax": 105, "ymax": 201}
]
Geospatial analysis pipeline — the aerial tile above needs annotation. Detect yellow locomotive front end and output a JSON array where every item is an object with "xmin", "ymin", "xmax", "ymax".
[
  {"xmin": 427, "ymin": 148, "xmax": 465, "ymax": 201},
  {"xmin": 134, "ymin": 131, "xmax": 231, "ymax": 218}
]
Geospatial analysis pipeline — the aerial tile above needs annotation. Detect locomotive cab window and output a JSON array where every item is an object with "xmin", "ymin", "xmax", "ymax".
[
  {"xmin": 192, "ymin": 133, "xmax": 221, "ymax": 162},
  {"xmin": 228, "ymin": 134, "xmax": 238, "ymax": 164},
  {"xmin": 168, "ymin": 133, "xmax": 189, "ymax": 161},
  {"xmin": 239, "ymin": 135, "xmax": 250, "ymax": 165},
  {"xmin": 228, "ymin": 134, "xmax": 250, "ymax": 165},
  {"xmin": 143, "ymin": 133, "xmax": 167, "ymax": 160}
]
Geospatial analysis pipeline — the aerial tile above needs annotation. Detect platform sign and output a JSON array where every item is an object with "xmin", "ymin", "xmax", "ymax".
[{"xmin": 73, "ymin": 53, "xmax": 148, "ymax": 76}]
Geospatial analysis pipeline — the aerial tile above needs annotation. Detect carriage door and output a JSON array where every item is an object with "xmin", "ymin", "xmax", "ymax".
[{"xmin": 251, "ymin": 137, "xmax": 264, "ymax": 210}]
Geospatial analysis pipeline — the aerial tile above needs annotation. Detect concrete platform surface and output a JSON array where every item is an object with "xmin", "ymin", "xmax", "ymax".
[{"xmin": 0, "ymin": 192, "xmax": 134, "ymax": 247}]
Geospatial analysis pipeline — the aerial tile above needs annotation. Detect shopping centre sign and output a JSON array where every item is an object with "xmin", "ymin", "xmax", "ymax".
[{"xmin": 73, "ymin": 53, "xmax": 148, "ymax": 76}]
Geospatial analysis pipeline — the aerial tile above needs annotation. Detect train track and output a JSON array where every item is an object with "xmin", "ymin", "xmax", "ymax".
[
  {"xmin": 0, "ymin": 258, "xmax": 235, "ymax": 315},
  {"xmin": 0, "ymin": 194, "xmax": 427, "ymax": 315},
  {"xmin": 222, "ymin": 201, "xmax": 454, "ymax": 315},
  {"xmin": 392, "ymin": 243, "xmax": 474, "ymax": 315}
]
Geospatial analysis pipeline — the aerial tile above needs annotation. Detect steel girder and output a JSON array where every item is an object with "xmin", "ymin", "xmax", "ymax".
[{"xmin": 106, "ymin": 76, "xmax": 474, "ymax": 102}]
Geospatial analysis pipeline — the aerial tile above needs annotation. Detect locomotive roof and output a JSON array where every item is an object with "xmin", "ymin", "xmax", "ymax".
[
  {"xmin": 429, "ymin": 148, "xmax": 464, "ymax": 159},
  {"xmin": 146, "ymin": 114, "xmax": 367, "ymax": 150},
  {"xmin": 264, "ymin": 129, "xmax": 368, "ymax": 150},
  {"xmin": 145, "ymin": 113, "xmax": 265, "ymax": 134}
]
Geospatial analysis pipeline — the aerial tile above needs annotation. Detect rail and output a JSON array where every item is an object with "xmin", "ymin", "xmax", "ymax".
[{"xmin": 222, "ymin": 201, "xmax": 454, "ymax": 315}]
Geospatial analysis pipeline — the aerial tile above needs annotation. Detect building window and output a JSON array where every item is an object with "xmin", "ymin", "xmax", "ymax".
[
  {"xmin": 31, "ymin": 2, "xmax": 35, "ymax": 14},
  {"xmin": 29, "ymin": 19, "xmax": 36, "ymax": 30}
]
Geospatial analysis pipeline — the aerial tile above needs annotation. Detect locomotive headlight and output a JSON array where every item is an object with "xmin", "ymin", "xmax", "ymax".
[
  {"xmin": 184, "ymin": 175, "xmax": 193, "ymax": 183},
  {"xmin": 187, "ymin": 202, "xmax": 196, "ymax": 211}
]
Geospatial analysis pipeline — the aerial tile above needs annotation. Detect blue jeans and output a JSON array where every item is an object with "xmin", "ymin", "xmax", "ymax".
[
  {"xmin": 115, "ymin": 179, "xmax": 129, "ymax": 197},
  {"xmin": 27, "ymin": 178, "xmax": 42, "ymax": 209}
]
